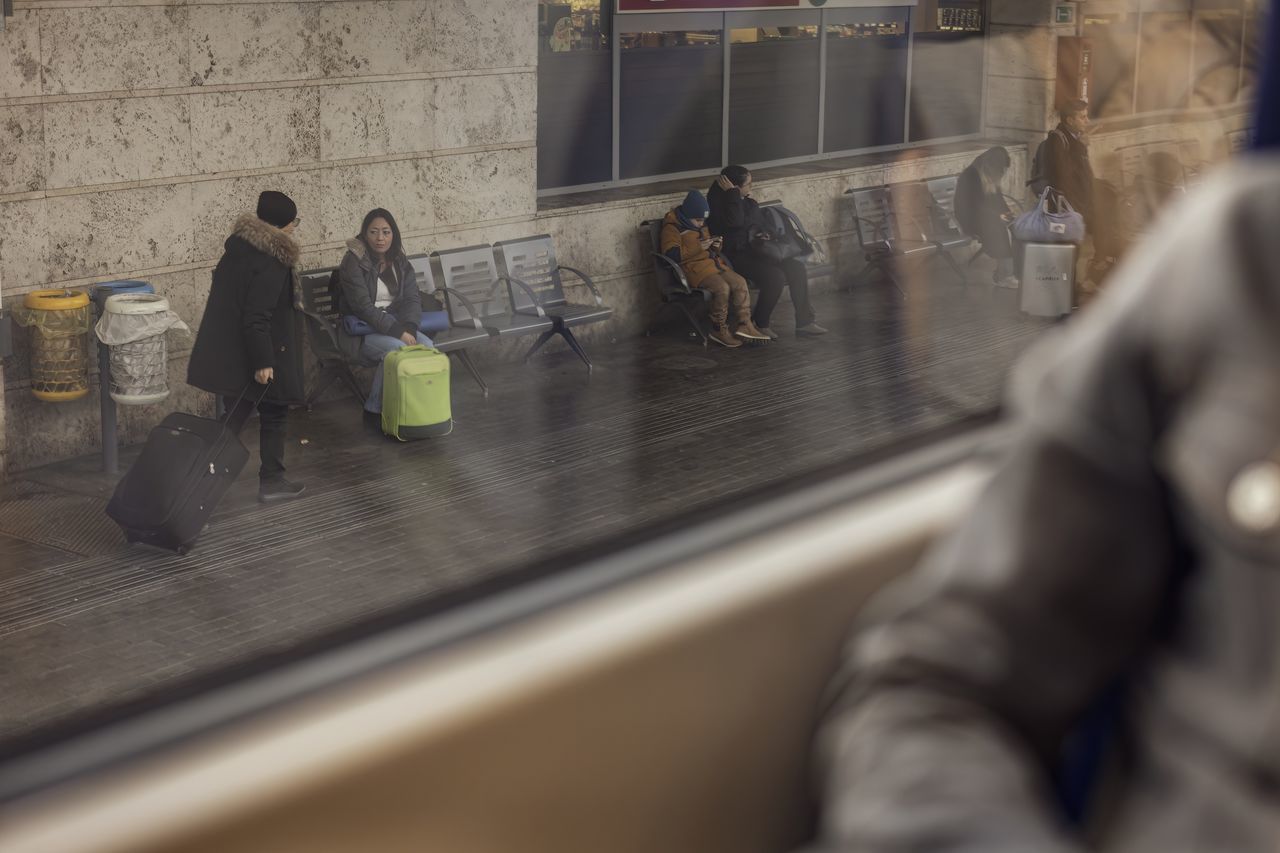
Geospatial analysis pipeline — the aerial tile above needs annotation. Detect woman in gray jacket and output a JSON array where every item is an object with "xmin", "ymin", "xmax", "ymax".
[{"xmin": 337, "ymin": 208, "xmax": 430, "ymax": 415}]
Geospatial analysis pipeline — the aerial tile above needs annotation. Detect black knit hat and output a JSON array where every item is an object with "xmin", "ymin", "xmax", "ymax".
[{"xmin": 256, "ymin": 190, "xmax": 297, "ymax": 228}]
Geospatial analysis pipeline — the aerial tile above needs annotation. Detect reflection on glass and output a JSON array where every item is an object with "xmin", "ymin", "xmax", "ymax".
[
  {"xmin": 1084, "ymin": 11, "xmax": 1138, "ymax": 118},
  {"xmin": 1192, "ymin": 8, "xmax": 1245, "ymax": 107},
  {"xmin": 539, "ymin": 0, "xmax": 608, "ymax": 53},
  {"xmin": 1137, "ymin": 12, "xmax": 1192, "ymax": 113}
]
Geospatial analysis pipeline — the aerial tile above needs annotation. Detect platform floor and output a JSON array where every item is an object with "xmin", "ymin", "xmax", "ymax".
[{"xmin": 0, "ymin": 270, "xmax": 1059, "ymax": 742}]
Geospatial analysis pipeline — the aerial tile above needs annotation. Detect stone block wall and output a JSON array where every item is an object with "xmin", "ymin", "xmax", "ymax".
[{"xmin": 0, "ymin": 0, "xmax": 537, "ymax": 473}]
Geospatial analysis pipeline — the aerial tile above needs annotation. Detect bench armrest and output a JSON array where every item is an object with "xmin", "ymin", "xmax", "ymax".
[
  {"xmin": 650, "ymin": 251, "xmax": 692, "ymax": 294},
  {"xmin": 497, "ymin": 274, "xmax": 547, "ymax": 318},
  {"xmin": 435, "ymin": 286, "xmax": 488, "ymax": 331},
  {"xmin": 556, "ymin": 265, "xmax": 603, "ymax": 306}
]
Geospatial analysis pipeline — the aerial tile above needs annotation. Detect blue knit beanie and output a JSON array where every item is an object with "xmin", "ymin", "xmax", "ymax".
[{"xmin": 678, "ymin": 190, "xmax": 709, "ymax": 220}]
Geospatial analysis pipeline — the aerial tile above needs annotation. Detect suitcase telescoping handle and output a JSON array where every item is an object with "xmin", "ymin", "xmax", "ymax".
[{"xmin": 208, "ymin": 380, "xmax": 272, "ymax": 472}]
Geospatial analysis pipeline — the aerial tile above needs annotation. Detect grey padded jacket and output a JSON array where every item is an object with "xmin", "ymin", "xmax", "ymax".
[{"xmin": 804, "ymin": 158, "xmax": 1280, "ymax": 853}]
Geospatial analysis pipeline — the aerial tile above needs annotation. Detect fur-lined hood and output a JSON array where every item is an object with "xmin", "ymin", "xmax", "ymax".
[{"xmin": 231, "ymin": 212, "xmax": 300, "ymax": 268}]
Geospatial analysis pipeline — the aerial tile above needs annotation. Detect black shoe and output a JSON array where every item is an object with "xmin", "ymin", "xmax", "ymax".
[
  {"xmin": 796, "ymin": 322, "xmax": 828, "ymax": 337},
  {"xmin": 259, "ymin": 479, "xmax": 306, "ymax": 503}
]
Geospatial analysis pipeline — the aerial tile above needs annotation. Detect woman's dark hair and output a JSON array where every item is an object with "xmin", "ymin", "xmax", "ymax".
[
  {"xmin": 721, "ymin": 165, "xmax": 751, "ymax": 187},
  {"xmin": 974, "ymin": 146, "xmax": 1011, "ymax": 180},
  {"xmin": 358, "ymin": 208, "xmax": 405, "ymax": 261}
]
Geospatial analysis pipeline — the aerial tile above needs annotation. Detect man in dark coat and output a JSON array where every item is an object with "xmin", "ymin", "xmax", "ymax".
[
  {"xmin": 188, "ymin": 190, "xmax": 306, "ymax": 503},
  {"xmin": 1041, "ymin": 99, "xmax": 1095, "ymax": 227}
]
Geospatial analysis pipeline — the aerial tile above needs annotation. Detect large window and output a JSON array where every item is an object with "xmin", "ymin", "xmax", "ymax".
[
  {"xmin": 908, "ymin": 31, "xmax": 984, "ymax": 142},
  {"xmin": 620, "ymin": 27, "xmax": 724, "ymax": 179},
  {"xmin": 728, "ymin": 16, "xmax": 821, "ymax": 164},
  {"xmin": 538, "ymin": 0, "xmax": 613, "ymax": 189},
  {"xmin": 824, "ymin": 10, "xmax": 910, "ymax": 152},
  {"xmin": 536, "ymin": 4, "xmax": 981, "ymax": 193}
]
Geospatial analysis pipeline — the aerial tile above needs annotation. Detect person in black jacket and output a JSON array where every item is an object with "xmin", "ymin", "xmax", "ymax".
[
  {"xmin": 1041, "ymin": 100, "xmax": 1095, "ymax": 228},
  {"xmin": 187, "ymin": 190, "xmax": 306, "ymax": 503},
  {"xmin": 707, "ymin": 166, "xmax": 827, "ymax": 339},
  {"xmin": 336, "ymin": 208, "xmax": 430, "ymax": 415},
  {"xmin": 954, "ymin": 146, "xmax": 1017, "ymax": 287}
]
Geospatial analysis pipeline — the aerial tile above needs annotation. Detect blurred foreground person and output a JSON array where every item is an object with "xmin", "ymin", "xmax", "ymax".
[{"xmin": 802, "ymin": 156, "xmax": 1280, "ymax": 852}]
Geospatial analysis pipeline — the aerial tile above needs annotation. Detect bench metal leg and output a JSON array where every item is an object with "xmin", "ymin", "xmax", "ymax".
[
  {"xmin": 340, "ymin": 366, "xmax": 367, "ymax": 406},
  {"xmin": 674, "ymin": 302, "xmax": 708, "ymax": 347},
  {"xmin": 522, "ymin": 329, "xmax": 557, "ymax": 363},
  {"xmin": 938, "ymin": 249, "xmax": 969, "ymax": 287},
  {"xmin": 452, "ymin": 350, "xmax": 489, "ymax": 398},
  {"xmin": 557, "ymin": 327, "xmax": 592, "ymax": 372},
  {"xmin": 305, "ymin": 368, "xmax": 340, "ymax": 411}
]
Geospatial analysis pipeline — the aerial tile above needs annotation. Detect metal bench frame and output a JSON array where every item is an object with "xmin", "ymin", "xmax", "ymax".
[
  {"xmin": 640, "ymin": 219, "xmax": 712, "ymax": 347},
  {"xmin": 493, "ymin": 235, "xmax": 613, "ymax": 372},
  {"xmin": 297, "ymin": 267, "xmax": 368, "ymax": 408}
]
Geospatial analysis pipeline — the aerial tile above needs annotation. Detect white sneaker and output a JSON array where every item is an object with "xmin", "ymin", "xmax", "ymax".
[{"xmin": 993, "ymin": 276, "xmax": 1020, "ymax": 289}]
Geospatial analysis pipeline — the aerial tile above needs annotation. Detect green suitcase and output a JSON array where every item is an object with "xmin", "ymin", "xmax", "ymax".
[{"xmin": 381, "ymin": 345, "xmax": 452, "ymax": 440}]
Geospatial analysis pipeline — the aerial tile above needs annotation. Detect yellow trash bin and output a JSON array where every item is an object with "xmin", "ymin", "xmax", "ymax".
[{"xmin": 20, "ymin": 289, "xmax": 92, "ymax": 402}]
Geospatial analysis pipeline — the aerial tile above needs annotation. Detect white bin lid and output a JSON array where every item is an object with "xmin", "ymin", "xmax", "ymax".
[{"xmin": 104, "ymin": 293, "xmax": 169, "ymax": 315}]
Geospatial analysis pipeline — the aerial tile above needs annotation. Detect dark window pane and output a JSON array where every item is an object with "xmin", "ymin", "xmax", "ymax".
[
  {"xmin": 728, "ymin": 26, "xmax": 819, "ymax": 164},
  {"xmin": 824, "ymin": 24, "xmax": 908, "ymax": 152},
  {"xmin": 1136, "ymin": 12, "xmax": 1192, "ymax": 113},
  {"xmin": 1083, "ymin": 11, "xmax": 1137, "ymax": 119},
  {"xmin": 537, "ymin": 1, "xmax": 612, "ymax": 189},
  {"xmin": 1191, "ymin": 8, "xmax": 1244, "ymax": 108},
  {"xmin": 908, "ymin": 32, "xmax": 983, "ymax": 142},
  {"xmin": 620, "ymin": 32, "xmax": 723, "ymax": 179}
]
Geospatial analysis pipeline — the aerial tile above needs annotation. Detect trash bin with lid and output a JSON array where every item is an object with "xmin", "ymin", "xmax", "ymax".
[
  {"xmin": 95, "ymin": 293, "xmax": 189, "ymax": 405},
  {"xmin": 18, "ymin": 289, "xmax": 92, "ymax": 402}
]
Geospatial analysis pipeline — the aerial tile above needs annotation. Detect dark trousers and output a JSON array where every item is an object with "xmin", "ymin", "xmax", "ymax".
[
  {"xmin": 223, "ymin": 394, "xmax": 289, "ymax": 482},
  {"xmin": 728, "ymin": 254, "xmax": 816, "ymax": 329}
]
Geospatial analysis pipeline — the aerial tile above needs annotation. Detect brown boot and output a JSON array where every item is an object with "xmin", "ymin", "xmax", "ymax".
[
  {"xmin": 709, "ymin": 324, "xmax": 742, "ymax": 348},
  {"xmin": 735, "ymin": 319, "xmax": 770, "ymax": 342}
]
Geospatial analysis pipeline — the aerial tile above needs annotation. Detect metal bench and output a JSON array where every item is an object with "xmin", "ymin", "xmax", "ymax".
[
  {"xmin": 493, "ymin": 235, "xmax": 613, "ymax": 371},
  {"xmin": 640, "ymin": 218, "xmax": 711, "ymax": 346},
  {"xmin": 297, "ymin": 267, "xmax": 368, "ymax": 408},
  {"xmin": 889, "ymin": 181, "xmax": 969, "ymax": 286},
  {"xmin": 407, "ymin": 253, "xmax": 496, "ymax": 397},
  {"xmin": 841, "ymin": 186, "xmax": 941, "ymax": 300}
]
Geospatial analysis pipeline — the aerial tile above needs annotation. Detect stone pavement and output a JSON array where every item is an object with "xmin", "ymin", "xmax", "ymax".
[{"xmin": 0, "ymin": 275, "xmax": 1059, "ymax": 744}]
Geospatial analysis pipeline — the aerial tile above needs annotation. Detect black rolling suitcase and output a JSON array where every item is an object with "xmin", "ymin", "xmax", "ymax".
[{"xmin": 106, "ymin": 386, "xmax": 261, "ymax": 554}]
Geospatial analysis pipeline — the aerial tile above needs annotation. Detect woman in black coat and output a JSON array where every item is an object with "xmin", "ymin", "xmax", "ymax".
[
  {"xmin": 707, "ymin": 165, "xmax": 826, "ymax": 339},
  {"xmin": 954, "ymin": 146, "xmax": 1016, "ymax": 287},
  {"xmin": 188, "ymin": 190, "xmax": 306, "ymax": 503}
]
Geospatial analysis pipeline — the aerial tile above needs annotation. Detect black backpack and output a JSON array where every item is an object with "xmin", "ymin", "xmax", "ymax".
[{"xmin": 1028, "ymin": 129, "xmax": 1067, "ymax": 197}]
